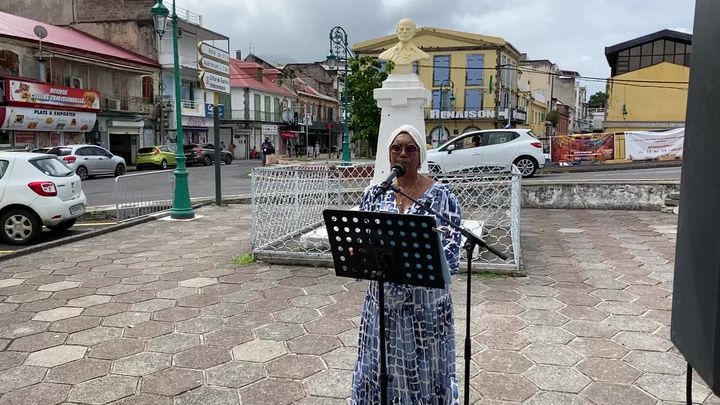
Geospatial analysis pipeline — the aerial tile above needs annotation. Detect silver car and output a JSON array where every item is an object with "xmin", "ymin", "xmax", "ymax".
[{"xmin": 46, "ymin": 145, "xmax": 126, "ymax": 180}]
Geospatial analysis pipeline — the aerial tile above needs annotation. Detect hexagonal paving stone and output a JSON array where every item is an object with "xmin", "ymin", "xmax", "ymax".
[
  {"xmin": 113, "ymin": 351, "xmax": 172, "ymax": 376},
  {"xmin": 68, "ymin": 326, "xmax": 123, "ymax": 346},
  {"xmin": 49, "ymin": 315, "xmax": 101, "ymax": 333},
  {"xmin": 102, "ymin": 312, "xmax": 151, "ymax": 327},
  {"xmin": 576, "ymin": 358, "xmax": 642, "ymax": 383},
  {"xmin": 323, "ymin": 347, "xmax": 356, "ymax": 371},
  {"xmin": 287, "ymin": 335, "xmax": 341, "ymax": 356},
  {"xmin": 479, "ymin": 314, "xmax": 528, "ymax": 333},
  {"xmin": 140, "ymin": 367, "xmax": 203, "ymax": 397},
  {"xmin": 178, "ymin": 294, "xmax": 222, "ymax": 308},
  {"xmin": 273, "ymin": 307, "xmax": 321, "ymax": 323},
  {"xmin": 7, "ymin": 331, "xmax": 66, "ymax": 352},
  {"xmin": 289, "ymin": 294, "xmax": 334, "ymax": 308},
  {"xmin": 131, "ymin": 299, "xmax": 176, "ymax": 312},
  {"xmin": 519, "ymin": 309, "xmax": 571, "ymax": 326},
  {"xmin": 0, "ymin": 278, "xmax": 25, "ymax": 288},
  {"xmin": 90, "ymin": 338, "xmax": 145, "ymax": 360},
  {"xmin": 227, "ymin": 311, "xmax": 273, "ymax": 329},
  {"xmin": 256, "ymin": 322, "xmax": 306, "ymax": 341},
  {"xmin": 558, "ymin": 305, "xmax": 608, "ymax": 322},
  {"xmin": 636, "ymin": 373, "xmax": 711, "ymax": 402},
  {"xmin": 526, "ymin": 391, "xmax": 592, "ymax": 405},
  {"xmin": 303, "ymin": 368, "xmax": 353, "ymax": 398},
  {"xmin": 580, "ymin": 382, "xmax": 656, "ymax": 405},
  {"xmin": 266, "ymin": 354, "xmax": 325, "ymax": 379},
  {"xmin": 247, "ymin": 298, "xmax": 290, "ymax": 313},
  {"xmin": 51, "ymin": 287, "xmax": 97, "ymax": 300},
  {"xmin": 108, "ymin": 394, "xmax": 172, "ymax": 405},
  {"xmin": 146, "ymin": 333, "xmax": 200, "ymax": 354},
  {"xmin": 206, "ymin": 361, "xmax": 267, "ymax": 388},
  {"xmin": 0, "ymin": 352, "xmax": 26, "ymax": 371},
  {"xmin": 176, "ymin": 316, "xmax": 224, "ymax": 334},
  {"xmin": 517, "ymin": 297, "xmax": 564, "ymax": 311},
  {"xmin": 203, "ymin": 327, "xmax": 254, "ymax": 347},
  {"xmin": 200, "ymin": 302, "xmax": 246, "ymax": 318},
  {"xmin": 519, "ymin": 325, "xmax": 576, "ymax": 344},
  {"xmin": 174, "ymin": 345, "xmax": 232, "ymax": 370},
  {"xmin": 0, "ymin": 382, "xmax": 70, "ymax": 405},
  {"xmin": 68, "ymin": 374, "xmax": 138, "ymax": 404},
  {"xmin": 304, "ymin": 317, "xmax": 354, "ymax": 335},
  {"xmin": 605, "ymin": 315, "xmax": 660, "ymax": 333},
  {"xmin": 521, "ymin": 343, "xmax": 583, "ymax": 366},
  {"xmin": 24, "ymin": 344, "xmax": 86, "ymax": 367},
  {"xmin": 6, "ymin": 291, "xmax": 51, "ymax": 303},
  {"xmin": 123, "ymin": 321, "xmax": 174, "ymax": 339},
  {"xmin": 67, "ymin": 294, "xmax": 112, "ymax": 307},
  {"xmin": 471, "ymin": 372, "xmax": 538, "ymax": 402},
  {"xmin": 83, "ymin": 302, "xmax": 131, "ymax": 317},
  {"xmin": 232, "ymin": 339, "xmax": 287, "ymax": 362},
  {"xmin": 240, "ymin": 378, "xmax": 305, "ymax": 405},
  {"xmin": 523, "ymin": 365, "xmax": 591, "ymax": 393},
  {"xmin": 480, "ymin": 301, "xmax": 526, "ymax": 316},
  {"xmin": 201, "ymin": 283, "xmax": 243, "ymax": 296},
  {"xmin": 222, "ymin": 290, "xmax": 263, "ymax": 304},
  {"xmin": 113, "ymin": 290, "xmax": 156, "ymax": 304},
  {"xmin": 623, "ymin": 350, "xmax": 686, "ymax": 375},
  {"xmin": 612, "ymin": 331, "xmax": 673, "ymax": 351},
  {"xmin": 152, "ymin": 307, "xmax": 198, "ymax": 322},
  {"xmin": 472, "ymin": 349, "xmax": 534, "ymax": 374},
  {"xmin": 156, "ymin": 287, "xmax": 196, "ymax": 300},
  {"xmin": 37, "ymin": 281, "xmax": 81, "ymax": 292},
  {"xmin": 45, "ymin": 358, "xmax": 111, "ymax": 384},
  {"xmin": 0, "ymin": 365, "xmax": 47, "ymax": 393},
  {"xmin": 178, "ymin": 277, "xmax": 218, "ymax": 288},
  {"xmin": 32, "ymin": 306, "xmax": 83, "ymax": 322},
  {"xmin": 175, "ymin": 386, "xmax": 240, "ymax": 405},
  {"xmin": 562, "ymin": 320, "xmax": 619, "ymax": 339},
  {"xmin": 473, "ymin": 330, "xmax": 530, "ymax": 351}
]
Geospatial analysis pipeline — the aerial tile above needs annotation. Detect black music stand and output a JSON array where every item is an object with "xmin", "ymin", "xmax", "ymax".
[{"xmin": 323, "ymin": 209, "xmax": 449, "ymax": 405}]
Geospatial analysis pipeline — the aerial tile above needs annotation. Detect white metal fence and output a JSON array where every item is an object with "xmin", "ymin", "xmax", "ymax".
[
  {"xmin": 115, "ymin": 171, "xmax": 174, "ymax": 222},
  {"xmin": 251, "ymin": 164, "xmax": 523, "ymax": 274}
]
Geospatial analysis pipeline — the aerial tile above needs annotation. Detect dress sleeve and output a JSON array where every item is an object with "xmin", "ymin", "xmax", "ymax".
[{"xmin": 440, "ymin": 189, "xmax": 463, "ymax": 275}]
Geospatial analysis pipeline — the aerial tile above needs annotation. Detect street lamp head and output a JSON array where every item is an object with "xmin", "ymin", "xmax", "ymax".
[
  {"xmin": 326, "ymin": 50, "xmax": 337, "ymax": 69},
  {"xmin": 151, "ymin": 0, "xmax": 170, "ymax": 39}
]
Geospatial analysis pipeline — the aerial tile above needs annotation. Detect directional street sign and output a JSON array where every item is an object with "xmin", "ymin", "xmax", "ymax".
[
  {"xmin": 200, "ymin": 57, "xmax": 230, "ymax": 75},
  {"xmin": 197, "ymin": 42, "xmax": 230, "ymax": 94},
  {"xmin": 200, "ymin": 71, "xmax": 230, "ymax": 94}
]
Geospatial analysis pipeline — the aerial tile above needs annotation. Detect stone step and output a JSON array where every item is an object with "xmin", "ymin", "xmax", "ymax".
[
  {"xmin": 669, "ymin": 191, "xmax": 681, "ymax": 200},
  {"xmin": 664, "ymin": 198, "xmax": 679, "ymax": 207}
]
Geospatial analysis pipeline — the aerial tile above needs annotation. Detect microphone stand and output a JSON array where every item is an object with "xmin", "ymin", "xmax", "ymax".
[{"xmin": 389, "ymin": 184, "xmax": 508, "ymax": 405}]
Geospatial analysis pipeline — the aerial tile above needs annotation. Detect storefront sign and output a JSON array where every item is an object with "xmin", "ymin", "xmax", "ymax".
[
  {"xmin": 204, "ymin": 103, "xmax": 225, "ymax": 119},
  {"xmin": 261, "ymin": 125, "xmax": 278, "ymax": 136},
  {"xmin": 429, "ymin": 108, "xmax": 524, "ymax": 120},
  {"xmin": 181, "ymin": 115, "xmax": 214, "ymax": 128},
  {"xmin": 7, "ymin": 79, "xmax": 100, "ymax": 111},
  {"xmin": 1, "ymin": 107, "xmax": 96, "ymax": 132},
  {"xmin": 625, "ymin": 128, "xmax": 684, "ymax": 161}
]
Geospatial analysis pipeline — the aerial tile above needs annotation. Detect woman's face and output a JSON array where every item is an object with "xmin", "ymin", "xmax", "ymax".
[{"xmin": 389, "ymin": 132, "xmax": 420, "ymax": 171}]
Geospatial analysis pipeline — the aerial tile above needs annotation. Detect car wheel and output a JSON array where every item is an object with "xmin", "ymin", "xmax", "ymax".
[
  {"xmin": 203, "ymin": 155, "xmax": 212, "ymax": 166},
  {"xmin": 47, "ymin": 218, "xmax": 76, "ymax": 233},
  {"xmin": 224, "ymin": 154, "xmax": 232, "ymax": 165},
  {"xmin": 1, "ymin": 209, "xmax": 41, "ymax": 245},
  {"xmin": 514, "ymin": 156, "xmax": 537, "ymax": 178},
  {"xmin": 161, "ymin": 160, "xmax": 168, "ymax": 170},
  {"xmin": 76, "ymin": 166, "xmax": 89, "ymax": 180},
  {"xmin": 115, "ymin": 164, "xmax": 126, "ymax": 177}
]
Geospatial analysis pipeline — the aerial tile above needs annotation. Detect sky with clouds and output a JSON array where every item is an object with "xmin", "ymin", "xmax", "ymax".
[{"xmin": 183, "ymin": 0, "xmax": 695, "ymax": 94}]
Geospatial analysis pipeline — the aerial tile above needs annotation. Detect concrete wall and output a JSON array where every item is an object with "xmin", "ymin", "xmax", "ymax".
[{"xmin": 522, "ymin": 181, "xmax": 680, "ymax": 210}]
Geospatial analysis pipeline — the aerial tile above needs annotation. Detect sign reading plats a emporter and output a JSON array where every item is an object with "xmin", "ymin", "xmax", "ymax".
[{"xmin": 197, "ymin": 42, "xmax": 230, "ymax": 94}]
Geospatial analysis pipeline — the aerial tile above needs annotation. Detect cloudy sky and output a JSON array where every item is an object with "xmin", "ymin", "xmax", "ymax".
[{"xmin": 182, "ymin": 0, "xmax": 695, "ymax": 94}]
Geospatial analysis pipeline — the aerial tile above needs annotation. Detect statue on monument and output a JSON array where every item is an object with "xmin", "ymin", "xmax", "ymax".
[{"xmin": 378, "ymin": 18, "xmax": 429, "ymax": 73}]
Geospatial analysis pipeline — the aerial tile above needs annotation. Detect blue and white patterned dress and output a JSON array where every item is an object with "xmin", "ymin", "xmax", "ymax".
[{"xmin": 350, "ymin": 182, "xmax": 462, "ymax": 405}]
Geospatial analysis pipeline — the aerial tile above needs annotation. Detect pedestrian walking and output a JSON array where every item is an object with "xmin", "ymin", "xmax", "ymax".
[
  {"xmin": 228, "ymin": 141, "xmax": 236, "ymax": 158},
  {"xmin": 261, "ymin": 137, "xmax": 275, "ymax": 166}
]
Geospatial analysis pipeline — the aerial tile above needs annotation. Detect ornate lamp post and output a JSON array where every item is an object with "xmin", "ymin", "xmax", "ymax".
[
  {"xmin": 439, "ymin": 79, "xmax": 455, "ymax": 145},
  {"xmin": 151, "ymin": 0, "xmax": 194, "ymax": 219},
  {"xmin": 326, "ymin": 26, "xmax": 354, "ymax": 165}
]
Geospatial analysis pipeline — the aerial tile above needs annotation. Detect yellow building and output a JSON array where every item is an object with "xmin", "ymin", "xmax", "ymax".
[
  {"xmin": 604, "ymin": 29, "xmax": 691, "ymax": 133},
  {"xmin": 353, "ymin": 27, "xmax": 525, "ymax": 147}
]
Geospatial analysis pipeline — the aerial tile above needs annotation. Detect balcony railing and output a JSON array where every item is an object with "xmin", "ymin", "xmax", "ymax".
[{"xmin": 162, "ymin": 1, "xmax": 202, "ymax": 25}]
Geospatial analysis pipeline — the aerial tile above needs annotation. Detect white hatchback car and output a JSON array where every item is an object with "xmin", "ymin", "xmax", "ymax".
[
  {"xmin": 46, "ymin": 144, "xmax": 126, "ymax": 180},
  {"xmin": 0, "ymin": 152, "xmax": 86, "ymax": 244},
  {"xmin": 427, "ymin": 129, "xmax": 545, "ymax": 177}
]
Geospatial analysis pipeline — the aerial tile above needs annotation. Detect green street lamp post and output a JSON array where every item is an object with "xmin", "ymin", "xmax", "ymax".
[
  {"xmin": 151, "ymin": 0, "xmax": 194, "ymax": 219},
  {"xmin": 326, "ymin": 26, "xmax": 354, "ymax": 165},
  {"xmin": 439, "ymin": 79, "xmax": 455, "ymax": 145}
]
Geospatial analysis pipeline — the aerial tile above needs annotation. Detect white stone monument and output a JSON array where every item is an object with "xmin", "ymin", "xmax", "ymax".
[{"xmin": 372, "ymin": 18, "xmax": 431, "ymax": 185}]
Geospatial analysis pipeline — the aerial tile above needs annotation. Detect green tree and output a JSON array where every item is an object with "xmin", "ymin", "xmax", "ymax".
[
  {"xmin": 588, "ymin": 91, "xmax": 608, "ymax": 108},
  {"xmin": 345, "ymin": 56, "xmax": 392, "ymax": 155}
]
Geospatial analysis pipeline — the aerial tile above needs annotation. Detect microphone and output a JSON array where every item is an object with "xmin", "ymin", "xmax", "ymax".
[{"xmin": 375, "ymin": 165, "xmax": 406, "ymax": 196}]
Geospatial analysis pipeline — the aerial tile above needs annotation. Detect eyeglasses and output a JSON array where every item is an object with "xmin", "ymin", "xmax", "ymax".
[{"xmin": 390, "ymin": 143, "xmax": 419, "ymax": 154}]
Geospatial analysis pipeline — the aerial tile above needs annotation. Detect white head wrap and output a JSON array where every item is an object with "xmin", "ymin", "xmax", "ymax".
[{"xmin": 387, "ymin": 124, "xmax": 426, "ymax": 169}]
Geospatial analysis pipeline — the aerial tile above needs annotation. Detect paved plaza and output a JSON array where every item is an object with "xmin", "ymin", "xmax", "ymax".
[{"xmin": 0, "ymin": 204, "xmax": 716, "ymax": 404}]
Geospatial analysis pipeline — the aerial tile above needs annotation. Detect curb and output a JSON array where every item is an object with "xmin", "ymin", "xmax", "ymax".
[{"xmin": 539, "ymin": 160, "xmax": 681, "ymax": 174}]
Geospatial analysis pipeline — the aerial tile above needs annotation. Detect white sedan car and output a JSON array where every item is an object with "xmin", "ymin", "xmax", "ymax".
[
  {"xmin": 46, "ymin": 144, "xmax": 126, "ymax": 180},
  {"xmin": 427, "ymin": 129, "xmax": 545, "ymax": 177},
  {"xmin": 0, "ymin": 152, "xmax": 86, "ymax": 244}
]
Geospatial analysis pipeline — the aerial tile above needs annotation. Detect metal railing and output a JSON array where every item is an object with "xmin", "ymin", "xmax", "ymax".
[
  {"xmin": 251, "ymin": 164, "xmax": 523, "ymax": 274},
  {"xmin": 115, "ymin": 171, "xmax": 174, "ymax": 222}
]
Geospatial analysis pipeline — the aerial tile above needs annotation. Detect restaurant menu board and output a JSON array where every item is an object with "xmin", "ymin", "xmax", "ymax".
[
  {"xmin": 2, "ymin": 107, "xmax": 96, "ymax": 132},
  {"xmin": 7, "ymin": 79, "xmax": 100, "ymax": 111}
]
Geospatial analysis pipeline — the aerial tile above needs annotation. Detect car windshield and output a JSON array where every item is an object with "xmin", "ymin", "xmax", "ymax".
[
  {"xmin": 138, "ymin": 147, "xmax": 156, "ymax": 154},
  {"xmin": 47, "ymin": 147, "xmax": 72, "ymax": 156},
  {"xmin": 30, "ymin": 157, "xmax": 74, "ymax": 177}
]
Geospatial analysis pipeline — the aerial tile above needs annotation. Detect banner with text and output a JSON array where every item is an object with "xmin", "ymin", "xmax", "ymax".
[
  {"xmin": 1, "ymin": 107, "xmax": 96, "ymax": 132},
  {"xmin": 551, "ymin": 133, "xmax": 615, "ymax": 163},
  {"xmin": 7, "ymin": 79, "xmax": 100, "ymax": 111},
  {"xmin": 625, "ymin": 128, "xmax": 684, "ymax": 161}
]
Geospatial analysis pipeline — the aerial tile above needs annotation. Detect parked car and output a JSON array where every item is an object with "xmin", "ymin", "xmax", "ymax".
[
  {"xmin": 31, "ymin": 147, "xmax": 50, "ymax": 154},
  {"xmin": 0, "ymin": 152, "xmax": 86, "ymax": 244},
  {"xmin": 136, "ymin": 145, "xmax": 177, "ymax": 170},
  {"xmin": 426, "ymin": 129, "xmax": 545, "ymax": 178},
  {"xmin": 183, "ymin": 143, "xmax": 233, "ymax": 166},
  {"xmin": 46, "ymin": 144, "xmax": 126, "ymax": 180}
]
